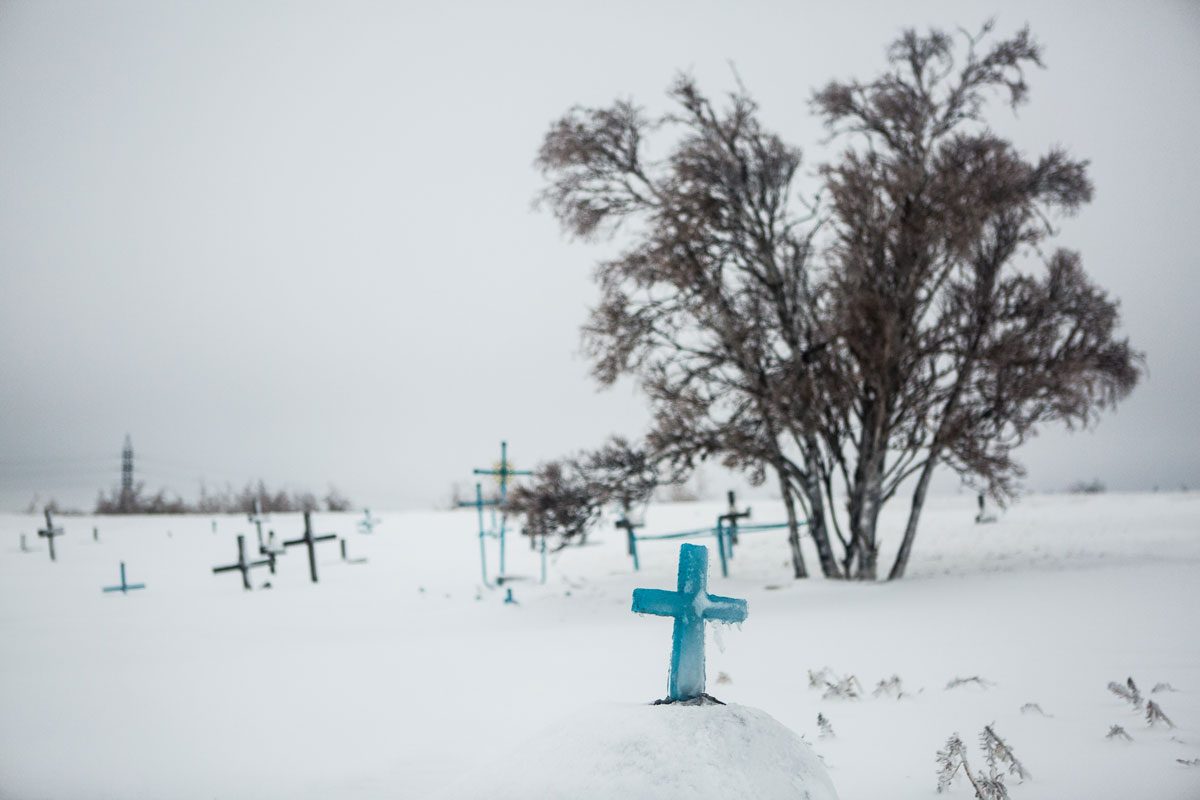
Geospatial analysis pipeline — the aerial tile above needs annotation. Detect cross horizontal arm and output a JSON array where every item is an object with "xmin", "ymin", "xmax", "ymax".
[
  {"xmin": 636, "ymin": 526, "xmax": 720, "ymax": 542},
  {"xmin": 703, "ymin": 594, "xmax": 748, "ymax": 624},
  {"xmin": 473, "ymin": 469, "xmax": 533, "ymax": 476},
  {"xmin": 632, "ymin": 588, "xmax": 686, "ymax": 617},
  {"xmin": 458, "ymin": 499, "xmax": 501, "ymax": 508}
]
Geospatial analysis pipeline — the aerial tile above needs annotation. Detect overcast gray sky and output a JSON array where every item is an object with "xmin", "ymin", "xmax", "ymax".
[{"xmin": 1, "ymin": 0, "xmax": 1198, "ymax": 512}]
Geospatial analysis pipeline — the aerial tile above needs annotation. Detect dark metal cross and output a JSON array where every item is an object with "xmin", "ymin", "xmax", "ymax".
[
  {"xmin": 38, "ymin": 509, "xmax": 65, "ymax": 562},
  {"xmin": 213, "ymin": 534, "xmax": 272, "ymax": 590},
  {"xmin": 717, "ymin": 490, "xmax": 752, "ymax": 558},
  {"xmin": 102, "ymin": 562, "xmax": 146, "ymax": 594},
  {"xmin": 615, "ymin": 515, "xmax": 645, "ymax": 570},
  {"xmin": 284, "ymin": 510, "xmax": 337, "ymax": 583}
]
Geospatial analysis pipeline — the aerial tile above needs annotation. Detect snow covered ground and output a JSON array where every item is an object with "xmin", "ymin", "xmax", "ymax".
[{"xmin": 1, "ymin": 491, "xmax": 1198, "ymax": 799}]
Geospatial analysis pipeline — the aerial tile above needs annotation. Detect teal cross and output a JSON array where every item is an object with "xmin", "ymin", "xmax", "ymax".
[
  {"xmin": 472, "ymin": 441, "xmax": 532, "ymax": 505},
  {"xmin": 470, "ymin": 441, "xmax": 532, "ymax": 575},
  {"xmin": 632, "ymin": 543, "xmax": 748, "ymax": 701},
  {"xmin": 102, "ymin": 561, "xmax": 146, "ymax": 594}
]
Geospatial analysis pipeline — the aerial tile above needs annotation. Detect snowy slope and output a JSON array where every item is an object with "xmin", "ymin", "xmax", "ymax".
[{"xmin": 1, "ymin": 492, "xmax": 1198, "ymax": 799}]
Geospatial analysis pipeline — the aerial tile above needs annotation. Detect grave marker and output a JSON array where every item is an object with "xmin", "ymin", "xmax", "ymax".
[
  {"xmin": 356, "ymin": 509, "xmax": 380, "ymax": 535},
  {"xmin": 615, "ymin": 515, "xmax": 645, "ymax": 570},
  {"xmin": 256, "ymin": 527, "xmax": 285, "ymax": 574},
  {"xmin": 19, "ymin": 533, "xmax": 33, "ymax": 553},
  {"xmin": 283, "ymin": 510, "xmax": 337, "ymax": 583},
  {"xmin": 717, "ymin": 490, "xmax": 751, "ymax": 557},
  {"xmin": 38, "ymin": 509, "xmax": 64, "ymax": 562},
  {"xmin": 471, "ymin": 440, "xmax": 531, "ymax": 576},
  {"xmin": 459, "ymin": 482, "xmax": 499, "ymax": 586},
  {"xmin": 102, "ymin": 562, "xmax": 146, "ymax": 594},
  {"xmin": 632, "ymin": 544, "xmax": 748, "ymax": 701},
  {"xmin": 213, "ymin": 534, "xmax": 272, "ymax": 590},
  {"xmin": 339, "ymin": 538, "xmax": 367, "ymax": 564}
]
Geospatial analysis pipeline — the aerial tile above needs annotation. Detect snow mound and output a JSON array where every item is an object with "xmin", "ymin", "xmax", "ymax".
[{"xmin": 446, "ymin": 702, "xmax": 838, "ymax": 800}]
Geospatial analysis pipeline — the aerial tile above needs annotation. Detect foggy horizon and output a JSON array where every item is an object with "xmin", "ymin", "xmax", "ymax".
[{"xmin": 3, "ymin": 1, "xmax": 1198, "ymax": 513}]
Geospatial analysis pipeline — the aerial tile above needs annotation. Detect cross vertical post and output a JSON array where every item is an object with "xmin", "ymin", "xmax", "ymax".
[
  {"xmin": 615, "ymin": 515, "xmax": 644, "ymax": 571},
  {"xmin": 458, "ymin": 482, "xmax": 499, "ymax": 587},
  {"xmin": 38, "ymin": 509, "xmax": 64, "ymax": 562},
  {"xmin": 283, "ymin": 510, "xmax": 338, "ymax": 583},
  {"xmin": 631, "ymin": 544, "xmax": 748, "ymax": 701},
  {"xmin": 717, "ymin": 490, "xmax": 751, "ymax": 564}
]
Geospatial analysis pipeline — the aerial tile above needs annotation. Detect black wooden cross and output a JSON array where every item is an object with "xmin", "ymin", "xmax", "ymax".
[
  {"xmin": 38, "ymin": 509, "xmax": 65, "ymax": 562},
  {"xmin": 212, "ymin": 534, "xmax": 272, "ymax": 590},
  {"xmin": 284, "ymin": 510, "xmax": 337, "ymax": 583}
]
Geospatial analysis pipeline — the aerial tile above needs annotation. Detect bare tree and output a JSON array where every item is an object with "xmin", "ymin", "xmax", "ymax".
[
  {"xmin": 535, "ymin": 21, "xmax": 1141, "ymax": 581},
  {"xmin": 536, "ymin": 74, "xmax": 840, "ymax": 578},
  {"xmin": 505, "ymin": 437, "xmax": 662, "ymax": 547},
  {"xmin": 811, "ymin": 21, "xmax": 1141, "ymax": 578}
]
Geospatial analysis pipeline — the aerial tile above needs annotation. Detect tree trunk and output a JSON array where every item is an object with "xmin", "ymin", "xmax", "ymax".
[
  {"xmin": 799, "ymin": 438, "xmax": 843, "ymax": 578},
  {"xmin": 779, "ymin": 474, "xmax": 808, "ymax": 579},
  {"xmin": 846, "ymin": 404, "xmax": 886, "ymax": 580},
  {"xmin": 888, "ymin": 455, "xmax": 937, "ymax": 580}
]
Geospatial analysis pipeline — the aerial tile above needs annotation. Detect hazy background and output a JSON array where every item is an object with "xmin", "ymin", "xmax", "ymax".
[{"xmin": 1, "ymin": 0, "xmax": 1197, "ymax": 512}]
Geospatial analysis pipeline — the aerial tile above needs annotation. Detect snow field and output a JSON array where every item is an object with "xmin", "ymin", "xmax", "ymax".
[{"xmin": 0, "ymin": 492, "xmax": 1198, "ymax": 799}]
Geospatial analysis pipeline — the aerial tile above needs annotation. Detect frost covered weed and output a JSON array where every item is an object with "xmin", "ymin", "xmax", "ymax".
[
  {"xmin": 937, "ymin": 725, "xmax": 1028, "ymax": 799},
  {"xmin": 1145, "ymin": 700, "xmax": 1174, "ymax": 728},
  {"xmin": 1152, "ymin": 682, "xmax": 1178, "ymax": 694},
  {"xmin": 1106, "ymin": 725, "xmax": 1133, "ymax": 741},
  {"xmin": 817, "ymin": 713, "xmax": 835, "ymax": 739},
  {"xmin": 946, "ymin": 676, "xmax": 993, "ymax": 691},
  {"xmin": 981, "ymin": 725, "xmax": 1031, "ymax": 781},
  {"xmin": 807, "ymin": 667, "xmax": 863, "ymax": 699},
  {"xmin": 1107, "ymin": 677, "xmax": 1142, "ymax": 708},
  {"xmin": 873, "ymin": 675, "xmax": 905, "ymax": 699},
  {"xmin": 1177, "ymin": 758, "xmax": 1200, "ymax": 767},
  {"xmin": 1019, "ymin": 703, "xmax": 1051, "ymax": 717},
  {"xmin": 822, "ymin": 674, "xmax": 864, "ymax": 700}
]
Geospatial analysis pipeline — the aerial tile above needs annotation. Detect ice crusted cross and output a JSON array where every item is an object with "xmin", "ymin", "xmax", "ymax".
[{"xmin": 632, "ymin": 543, "xmax": 748, "ymax": 701}]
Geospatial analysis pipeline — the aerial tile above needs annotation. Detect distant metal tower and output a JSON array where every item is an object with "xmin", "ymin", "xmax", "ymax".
[{"xmin": 120, "ymin": 435, "xmax": 134, "ymax": 511}]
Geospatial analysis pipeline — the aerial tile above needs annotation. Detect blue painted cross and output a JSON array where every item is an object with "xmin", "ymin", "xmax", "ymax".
[
  {"xmin": 356, "ymin": 508, "xmax": 380, "ymax": 535},
  {"xmin": 102, "ymin": 562, "xmax": 146, "ymax": 594},
  {"xmin": 632, "ymin": 543, "xmax": 748, "ymax": 701},
  {"xmin": 472, "ymin": 441, "xmax": 532, "ymax": 576}
]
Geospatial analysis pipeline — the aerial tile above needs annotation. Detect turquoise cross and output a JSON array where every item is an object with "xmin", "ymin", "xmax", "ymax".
[
  {"xmin": 102, "ymin": 562, "xmax": 146, "ymax": 594},
  {"xmin": 632, "ymin": 544, "xmax": 748, "ymax": 701}
]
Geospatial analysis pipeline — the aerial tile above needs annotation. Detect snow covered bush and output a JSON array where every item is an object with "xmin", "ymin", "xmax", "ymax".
[{"xmin": 505, "ymin": 437, "xmax": 661, "ymax": 546}]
